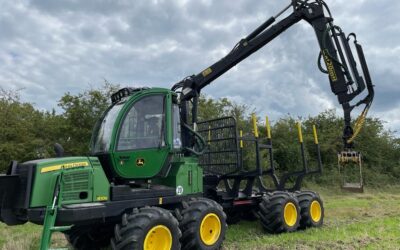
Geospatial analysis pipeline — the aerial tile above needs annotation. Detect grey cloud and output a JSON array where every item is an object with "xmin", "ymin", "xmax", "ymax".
[{"xmin": 1, "ymin": 0, "xmax": 399, "ymax": 135}]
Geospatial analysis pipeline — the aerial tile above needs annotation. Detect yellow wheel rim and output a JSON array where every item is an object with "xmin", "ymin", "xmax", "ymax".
[
  {"xmin": 310, "ymin": 200, "xmax": 322, "ymax": 222},
  {"xmin": 200, "ymin": 213, "xmax": 221, "ymax": 246},
  {"xmin": 284, "ymin": 202, "xmax": 297, "ymax": 227},
  {"xmin": 143, "ymin": 225, "xmax": 172, "ymax": 250}
]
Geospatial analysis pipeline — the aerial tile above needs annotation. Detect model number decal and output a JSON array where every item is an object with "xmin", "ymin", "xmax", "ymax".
[
  {"xmin": 96, "ymin": 196, "xmax": 108, "ymax": 201},
  {"xmin": 41, "ymin": 161, "xmax": 89, "ymax": 173},
  {"xmin": 323, "ymin": 49, "xmax": 338, "ymax": 82}
]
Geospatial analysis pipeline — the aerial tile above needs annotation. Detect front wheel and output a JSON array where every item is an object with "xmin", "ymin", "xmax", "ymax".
[
  {"xmin": 179, "ymin": 198, "xmax": 227, "ymax": 250},
  {"xmin": 111, "ymin": 206, "xmax": 181, "ymax": 250}
]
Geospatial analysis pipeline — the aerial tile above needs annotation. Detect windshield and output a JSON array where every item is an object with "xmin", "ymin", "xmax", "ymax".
[
  {"xmin": 117, "ymin": 95, "xmax": 165, "ymax": 151},
  {"xmin": 91, "ymin": 102, "xmax": 124, "ymax": 153}
]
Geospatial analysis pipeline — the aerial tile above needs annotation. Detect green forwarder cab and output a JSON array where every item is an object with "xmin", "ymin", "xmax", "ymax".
[{"xmin": 0, "ymin": 87, "xmax": 226, "ymax": 250}]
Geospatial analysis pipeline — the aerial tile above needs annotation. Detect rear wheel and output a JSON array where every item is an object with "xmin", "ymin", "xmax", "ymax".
[
  {"xmin": 64, "ymin": 223, "xmax": 114, "ymax": 250},
  {"xmin": 111, "ymin": 206, "xmax": 181, "ymax": 250},
  {"xmin": 295, "ymin": 191, "xmax": 324, "ymax": 228},
  {"xmin": 179, "ymin": 198, "xmax": 227, "ymax": 250},
  {"xmin": 258, "ymin": 191, "xmax": 300, "ymax": 233}
]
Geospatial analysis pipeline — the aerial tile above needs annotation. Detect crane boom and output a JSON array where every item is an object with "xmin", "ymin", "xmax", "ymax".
[{"xmin": 172, "ymin": 0, "xmax": 374, "ymax": 150}]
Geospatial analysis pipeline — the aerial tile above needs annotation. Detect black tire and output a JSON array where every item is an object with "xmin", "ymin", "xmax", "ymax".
[
  {"xmin": 258, "ymin": 191, "xmax": 300, "ymax": 233},
  {"xmin": 65, "ymin": 223, "xmax": 114, "ymax": 250},
  {"xmin": 295, "ymin": 191, "xmax": 324, "ymax": 229},
  {"xmin": 111, "ymin": 206, "xmax": 181, "ymax": 250},
  {"xmin": 180, "ymin": 198, "xmax": 227, "ymax": 250}
]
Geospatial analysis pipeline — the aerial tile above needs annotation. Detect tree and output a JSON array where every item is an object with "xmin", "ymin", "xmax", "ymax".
[
  {"xmin": 0, "ymin": 88, "xmax": 50, "ymax": 172},
  {"xmin": 57, "ymin": 83, "xmax": 119, "ymax": 155},
  {"xmin": 0, "ymin": 85, "xmax": 398, "ymax": 186}
]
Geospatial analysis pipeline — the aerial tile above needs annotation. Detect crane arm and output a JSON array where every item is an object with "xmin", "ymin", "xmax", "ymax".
[{"xmin": 173, "ymin": 0, "xmax": 374, "ymax": 150}]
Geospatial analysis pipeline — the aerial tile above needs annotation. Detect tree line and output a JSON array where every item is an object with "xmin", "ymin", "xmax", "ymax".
[{"xmin": 0, "ymin": 85, "xmax": 399, "ymax": 186}]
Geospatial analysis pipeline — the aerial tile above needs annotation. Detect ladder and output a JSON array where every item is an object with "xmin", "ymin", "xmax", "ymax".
[{"xmin": 40, "ymin": 173, "xmax": 72, "ymax": 250}]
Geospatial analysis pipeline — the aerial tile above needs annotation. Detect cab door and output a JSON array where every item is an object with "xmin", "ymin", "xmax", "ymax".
[{"xmin": 112, "ymin": 93, "xmax": 171, "ymax": 179}]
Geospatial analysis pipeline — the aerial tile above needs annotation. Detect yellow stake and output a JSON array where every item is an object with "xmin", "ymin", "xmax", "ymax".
[
  {"xmin": 252, "ymin": 113, "xmax": 259, "ymax": 138},
  {"xmin": 239, "ymin": 130, "xmax": 243, "ymax": 148},
  {"xmin": 312, "ymin": 125, "xmax": 319, "ymax": 144},
  {"xmin": 266, "ymin": 116, "xmax": 271, "ymax": 139},
  {"xmin": 297, "ymin": 122, "xmax": 303, "ymax": 143}
]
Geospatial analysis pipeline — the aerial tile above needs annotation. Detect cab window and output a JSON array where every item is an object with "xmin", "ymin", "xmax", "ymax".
[{"xmin": 117, "ymin": 95, "xmax": 165, "ymax": 151}]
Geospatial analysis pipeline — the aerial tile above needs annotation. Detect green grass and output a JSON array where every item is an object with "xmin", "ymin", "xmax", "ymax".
[
  {"xmin": 224, "ymin": 187, "xmax": 400, "ymax": 250},
  {"xmin": 1, "ymin": 187, "xmax": 399, "ymax": 250}
]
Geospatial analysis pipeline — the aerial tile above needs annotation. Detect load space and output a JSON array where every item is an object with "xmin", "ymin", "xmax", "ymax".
[
  {"xmin": 0, "ymin": 0, "xmax": 374, "ymax": 249},
  {"xmin": 198, "ymin": 115, "xmax": 325, "ymax": 233}
]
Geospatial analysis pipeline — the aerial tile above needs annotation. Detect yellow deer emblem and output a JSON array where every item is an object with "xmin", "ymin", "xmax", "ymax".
[{"xmin": 136, "ymin": 158, "xmax": 145, "ymax": 167}]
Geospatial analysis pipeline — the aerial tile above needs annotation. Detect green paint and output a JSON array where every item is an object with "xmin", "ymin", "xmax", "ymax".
[
  {"xmin": 153, "ymin": 156, "xmax": 203, "ymax": 195},
  {"xmin": 92, "ymin": 88, "xmax": 177, "ymax": 179},
  {"xmin": 28, "ymin": 88, "xmax": 203, "ymax": 209},
  {"xmin": 39, "ymin": 173, "xmax": 71, "ymax": 250},
  {"xmin": 112, "ymin": 148, "xmax": 170, "ymax": 179},
  {"xmin": 91, "ymin": 158, "xmax": 111, "ymax": 202},
  {"xmin": 29, "ymin": 157, "xmax": 109, "ymax": 207}
]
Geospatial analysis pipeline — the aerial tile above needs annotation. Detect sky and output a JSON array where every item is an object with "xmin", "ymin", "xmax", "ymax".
[{"xmin": 1, "ymin": 0, "xmax": 399, "ymax": 134}]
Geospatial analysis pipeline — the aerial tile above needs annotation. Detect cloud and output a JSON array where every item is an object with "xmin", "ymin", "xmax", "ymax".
[{"xmin": 0, "ymin": 0, "xmax": 399, "ymax": 135}]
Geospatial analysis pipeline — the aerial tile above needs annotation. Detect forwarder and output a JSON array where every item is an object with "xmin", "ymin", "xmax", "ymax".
[{"xmin": 0, "ymin": 1, "xmax": 374, "ymax": 249}]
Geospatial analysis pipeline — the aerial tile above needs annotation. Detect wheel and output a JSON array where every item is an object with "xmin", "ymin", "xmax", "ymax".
[
  {"xmin": 295, "ymin": 191, "xmax": 324, "ymax": 228},
  {"xmin": 64, "ymin": 223, "xmax": 114, "ymax": 250},
  {"xmin": 179, "ymin": 198, "xmax": 227, "ymax": 250},
  {"xmin": 258, "ymin": 191, "xmax": 300, "ymax": 233},
  {"xmin": 111, "ymin": 206, "xmax": 181, "ymax": 250}
]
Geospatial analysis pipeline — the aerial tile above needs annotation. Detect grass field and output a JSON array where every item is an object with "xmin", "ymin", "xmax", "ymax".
[{"xmin": 1, "ymin": 186, "xmax": 399, "ymax": 250}]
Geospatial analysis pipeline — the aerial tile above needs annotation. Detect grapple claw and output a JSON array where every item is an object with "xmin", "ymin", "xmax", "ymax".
[{"xmin": 338, "ymin": 151, "xmax": 363, "ymax": 192}]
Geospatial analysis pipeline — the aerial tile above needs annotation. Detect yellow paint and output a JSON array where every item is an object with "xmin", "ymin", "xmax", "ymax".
[
  {"xmin": 265, "ymin": 116, "xmax": 271, "ymax": 139},
  {"xmin": 297, "ymin": 122, "xmax": 303, "ymax": 143},
  {"xmin": 41, "ymin": 165, "xmax": 62, "ymax": 173},
  {"xmin": 96, "ymin": 196, "xmax": 108, "ymax": 201},
  {"xmin": 200, "ymin": 213, "xmax": 221, "ymax": 246},
  {"xmin": 323, "ymin": 49, "xmax": 338, "ymax": 82},
  {"xmin": 239, "ymin": 130, "xmax": 243, "ymax": 148},
  {"xmin": 136, "ymin": 158, "xmax": 145, "ymax": 167},
  {"xmin": 202, "ymin": 67, "xmax": 212, "ymax": 77},
  {"xmin": 284, "ymin": 202, "xmax": 297, "ymax": 227},
  {"xmin": 143, "ymin": 225, "xmax": 172, "ymax": 250},
  {"xmin": 252, "ymin": 113, "xmax": 259, "ymax": 138},
  {"xmin": 313, "ymin": 125, "xmax": 319, "ymax": 144},
  {"xmin": 310, "ymin": 200, "xmax": 322, "ymax": 222},
  {"xmin": 347, "ymin": 107, "xmax": 369, "ymax": 144},
  {"xmin": 41, "ymin": 161, "xmax": 89, "ymax": 173}
]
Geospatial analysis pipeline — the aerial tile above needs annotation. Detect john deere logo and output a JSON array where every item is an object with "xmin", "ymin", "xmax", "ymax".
[{"xmin": 136, "ymin": 158, "xmax": 145, "ymax": 167}]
